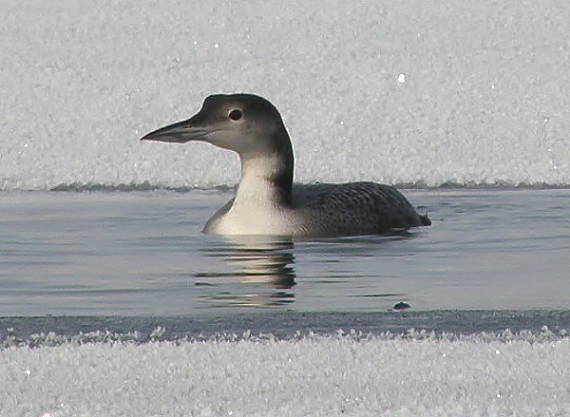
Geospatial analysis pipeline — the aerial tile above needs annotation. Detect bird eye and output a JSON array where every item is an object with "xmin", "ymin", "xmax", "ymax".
[{"xmin": 229, "ymin": 109, "xmax": 242, "ymax": 121}]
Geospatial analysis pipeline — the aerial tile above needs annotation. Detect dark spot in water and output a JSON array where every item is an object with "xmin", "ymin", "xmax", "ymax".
[{"xmin": 393, "ymin": 301, "xmax": 411, "ymax": 311}]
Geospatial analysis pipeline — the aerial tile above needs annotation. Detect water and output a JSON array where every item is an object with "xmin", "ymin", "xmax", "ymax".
[{"xmin": 1, "ymin": 189, "xmax": 568, "ymax": 317}]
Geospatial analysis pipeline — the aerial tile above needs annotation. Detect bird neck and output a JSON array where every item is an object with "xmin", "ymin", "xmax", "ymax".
[{"xmin": 234, "ymin": 141, "xmax": 294, "ymax": 209}]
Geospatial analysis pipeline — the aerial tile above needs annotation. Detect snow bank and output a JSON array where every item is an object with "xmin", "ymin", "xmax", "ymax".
[
  {"xmin": 1, "ymin": 0, "xmax": 569, "ymax": 190},
  {"xmin": 2, "ymin": 332, "xmax": 569, "ymax": 417}
]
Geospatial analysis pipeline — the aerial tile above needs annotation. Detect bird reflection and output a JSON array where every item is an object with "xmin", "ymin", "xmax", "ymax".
[{"xmin": 195, "ymin": 235, "xmax": 296, "ymax": 308}]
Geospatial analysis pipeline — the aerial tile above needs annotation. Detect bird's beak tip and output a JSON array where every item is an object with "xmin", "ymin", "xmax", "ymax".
[{"xmin": 138, "ymin": 116, "xmax": 208, "ymax": 144}]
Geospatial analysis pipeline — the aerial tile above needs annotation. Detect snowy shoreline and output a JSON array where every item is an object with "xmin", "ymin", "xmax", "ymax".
[
  {"xmin": 3, "ymin": 311, "xmax": 570, "ymax": 347},
  {"xmin": 2, "ymin": 331, "xmax": 569, "ymax": 416}
]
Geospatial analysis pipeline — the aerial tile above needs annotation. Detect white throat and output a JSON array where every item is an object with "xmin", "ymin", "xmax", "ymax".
[
  {"xmin": 233, "ymin": 153, "xmax": 292, "ymax": 209},
  {"xmin": 206, "ymin": 152, "xmax": 296, "ymax": 235}
]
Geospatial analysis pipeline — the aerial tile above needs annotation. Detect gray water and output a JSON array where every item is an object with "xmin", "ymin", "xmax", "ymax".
[{"xmin": 1, "ymin": 189, "xmax": 568, "ymax": 318}]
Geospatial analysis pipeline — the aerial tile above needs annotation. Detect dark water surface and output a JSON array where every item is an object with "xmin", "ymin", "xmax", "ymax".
[{"xmin": 1, "ymin": 189, "xmax": 569, "ymax": 317}]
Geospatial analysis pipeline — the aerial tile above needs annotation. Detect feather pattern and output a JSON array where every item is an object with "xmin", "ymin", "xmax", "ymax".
[{"xmin": 293, "ymin": 182, "xmax": 430, "ymax": 236}]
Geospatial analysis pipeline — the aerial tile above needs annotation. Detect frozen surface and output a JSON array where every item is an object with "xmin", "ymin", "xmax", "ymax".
[
  {"xmin": 3, "ymin": 312, "xmax": 570, "ymax": 416},
  {"xmin": 2, "ymin": 327, "xmax": 570, "ymax": 417},
  {"xmin": 2, "ymin": 0, "xmax": 570, "ymax": 190},
  {"xmin": 3, "ymin": 311, "xmax": 570, "ymax": 345}
]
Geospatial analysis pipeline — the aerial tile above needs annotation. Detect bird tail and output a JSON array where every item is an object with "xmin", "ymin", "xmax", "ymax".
[{"xmin": 420, "ymin": 214, "xmax": 431, "ymax": 226}]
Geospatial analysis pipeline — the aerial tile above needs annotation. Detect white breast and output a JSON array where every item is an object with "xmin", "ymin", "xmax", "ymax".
[{"xmin": 207, "ymin": 205, "xmax": 297, "ymax": 235}]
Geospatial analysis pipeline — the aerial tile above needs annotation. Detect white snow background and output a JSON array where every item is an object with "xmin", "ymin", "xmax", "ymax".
[
  {"xmin": 1, "ymin": 0, "xmax": 569, "ymax": 190},
  {"xmin": 2, "ymin": 331, "xmax": 570, "ymax": 417}
]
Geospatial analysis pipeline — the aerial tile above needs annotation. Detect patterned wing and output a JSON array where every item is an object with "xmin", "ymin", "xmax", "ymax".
[{"xmin": 296, "ymin": 182, "xmax": 429, "ymax": 235}]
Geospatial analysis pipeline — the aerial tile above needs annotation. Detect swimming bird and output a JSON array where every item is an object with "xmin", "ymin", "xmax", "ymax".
[{"xmin": 141, "ymin": 93, "xmax": 431, "ymax": 236}]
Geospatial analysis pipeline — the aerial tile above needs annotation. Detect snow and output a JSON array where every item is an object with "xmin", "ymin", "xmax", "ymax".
[
  {"xmin": 2, "ymin": 0, "xmax": 569, "ymax": 190},
  {"xmin": 2, "ymin": 332, "xmax": 570, "ymax": 417}
]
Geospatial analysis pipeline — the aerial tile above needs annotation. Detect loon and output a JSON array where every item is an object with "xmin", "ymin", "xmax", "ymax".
[{"xmin": 141, "ymin": 93, "xmax": 431, "ymax": 236}]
